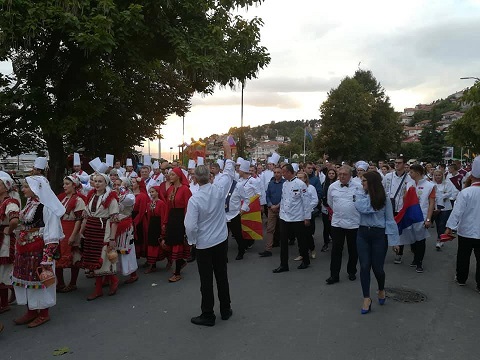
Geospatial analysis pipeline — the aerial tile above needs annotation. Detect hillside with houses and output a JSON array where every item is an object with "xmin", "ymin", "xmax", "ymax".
[
  {"xmin": 400, "ymin": 90, "xmax": 470, "ymax": 144},
  {"xmin": 200, "ymin": 120, "xmax": 321, "ymax": 161}
]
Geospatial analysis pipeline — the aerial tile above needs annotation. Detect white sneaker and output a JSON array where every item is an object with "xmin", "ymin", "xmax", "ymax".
[
  {"xmin": 294, "ymin": 256, "xmax": 303, "ymax": 261},
  {"xmin": 436, "ymin": 241, "xmax": 443, "ymax": 251},
  {"xmin": 311, "ymin": 250, "xmax": 317, "ymax": 259},
  {"xmin": 394, "ymin": 255, "xmax": 402, "ymax": 264}
]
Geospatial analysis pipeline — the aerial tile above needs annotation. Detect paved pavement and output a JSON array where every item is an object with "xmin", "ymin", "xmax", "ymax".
[{"xmin": 1, "ymin": 221, "xmax": 479, "ymax": 360}]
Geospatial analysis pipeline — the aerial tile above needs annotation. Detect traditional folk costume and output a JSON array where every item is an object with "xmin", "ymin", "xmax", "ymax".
[
  {"xmin": 145, "ymin": 186, "xmax": 168, "ymax": 271},
  {"xmin": 13, "ymin": 176, "xmax": 65, "ymax": 327},
  {"xmin": 116, "ymin": 187, "xmax": 138, "ymax": 281},
  {"xmin": 56, "ymin": 176, "xmax": 86, "ymax": 292},
  {"xmin": 132, "ymin": 178, "xmax": 149, "ymax": 259},
  {"xmin": 164, "ymin": 168, "xmax": 192, "ymax": 282},
  {"xmin": 0, "ymin": 177, "xmax": 20, "ymax": 313},
  {"xmin": 80, "ymin": 183, "xmax": 120, "ymax": 300}
]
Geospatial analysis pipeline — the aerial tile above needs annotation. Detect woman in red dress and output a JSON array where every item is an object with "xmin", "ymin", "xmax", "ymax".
[
  {"xmin": 80, "ymin": 174, "xmax": 120, "ymax": 301},
  {"xmin": 131, "ymin": 177, "xmax": 149, "ymax": 264},
  {"xmin": 56, "ymin": 176, "xmax": 85, "ymax": 293},
  {"xmin": 144, "ymin": 186, "xmax": 168, "ymax": 274},
  {"xmin": 165, "ymin": 168, "xmax": 191, "ymax": 282}
]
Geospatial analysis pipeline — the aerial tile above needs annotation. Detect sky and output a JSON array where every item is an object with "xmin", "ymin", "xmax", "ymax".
[{"xmin": 2, "ymin": 0, "xmax": 480, "ymax": 160}]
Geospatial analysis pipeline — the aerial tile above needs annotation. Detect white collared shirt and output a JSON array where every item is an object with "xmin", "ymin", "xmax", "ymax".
[
  {"xmin": 184, "ymin": 160, "xmax": 234, "ymax": 249},
  {"xmin": 446, "ymin": 183, "xmax": 480, "ymax": 238},
  {"xmin": 327, "ymin": 179, "xmax": 361, "ymax": 229},
  {"xmin": 306, "ymin": 184, "xmax": 319, "ymax": 213},
  {"xmin": 280, "ymin": 177, "xmax": 310, "ymax": 222},
  {"xmin": 382, "ymin": 171, "xmax": 412, "ymax": 213}
]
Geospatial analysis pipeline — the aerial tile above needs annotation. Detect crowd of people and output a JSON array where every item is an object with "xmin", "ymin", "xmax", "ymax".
[{"xmin": 0, "ymin": 145, "xmax": 479, "ymax": 331}]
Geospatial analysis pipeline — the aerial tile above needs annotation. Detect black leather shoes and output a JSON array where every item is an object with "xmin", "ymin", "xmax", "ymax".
[
  {"xmin": 221, "ymin": 308, "xmax": 233, "ymax": 320},
  {"xmin": 325, "ymin": 277, "xmax": 339, "ymax": 285},
  {"xmin": 191, "ymin": 314, "xmax": 216, "ymax": 327},
  {"xmin": 235, "ymin": 252, "xmax": 244, "ymax": 260},
  {"xmin": 297, "ymin": 262, "xmax": 309, "ymax": 270},
  {"xmin": 348, "ymin": 274, "xmax": 357, "ymax": 281},
  {"xmin": 258, "ymin": 251, "xmax": 272, "ymax": 257},
  {"xmin": 272, "ymin": 266, "xmax": 289, "ymax": 273}
]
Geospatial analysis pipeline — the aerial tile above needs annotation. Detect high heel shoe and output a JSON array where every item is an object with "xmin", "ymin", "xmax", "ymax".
[
  {"xmin": 378, "ymin": 290, "xmax": 386, "ymax": 305},
  {"xmin": 361, "ymin": 299, "xmax": 372, "ymax": 315}
]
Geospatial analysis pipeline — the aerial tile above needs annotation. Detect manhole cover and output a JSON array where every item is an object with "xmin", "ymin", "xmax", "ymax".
[{"xmin": 384, "ymin": 287, "xmax": 427, "ymax": 303}]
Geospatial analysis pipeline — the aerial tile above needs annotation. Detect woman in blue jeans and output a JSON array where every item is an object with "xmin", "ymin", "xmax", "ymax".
[{"xmin": 354, "ymin": 171, "xmax": 399, "ymax": 314}]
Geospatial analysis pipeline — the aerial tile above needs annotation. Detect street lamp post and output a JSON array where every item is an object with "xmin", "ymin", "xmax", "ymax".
[
  {"xmin": 240, "ymin": 81, "xmax": 244, "ymax": 158},
  {"xmin": 460, "ymin": 77, "xmax": 480, "ymax": 82},
  {"xmin": 169, "ymin": 147, "xmax": 173, "ymax": 162}
]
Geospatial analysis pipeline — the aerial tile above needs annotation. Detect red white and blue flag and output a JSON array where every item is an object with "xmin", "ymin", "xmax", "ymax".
[{"xmin": 394, "ymin": 187, "xmax": 425, "ymax": 244}]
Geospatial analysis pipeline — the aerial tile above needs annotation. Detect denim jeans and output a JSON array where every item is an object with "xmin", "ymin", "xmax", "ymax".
[{"xmin": 356, "ymin": 226, "xmax": 388, "ymax": 298}]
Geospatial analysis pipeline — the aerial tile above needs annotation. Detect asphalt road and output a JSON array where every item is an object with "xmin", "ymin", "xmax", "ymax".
[{"xmin": 1, "ymin": 222, "xmax": 478, "ymax": 360}]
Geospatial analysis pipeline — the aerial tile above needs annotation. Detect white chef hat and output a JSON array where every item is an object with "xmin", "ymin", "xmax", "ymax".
[
  {"xmin": 143, "ymin": 155, "xmax": 152, "ymax": 167},
  {"xmin": 236, "ymin": 157, "xmax": 244, "ymax": 165},
  {"xmin": 188, "ymin": 159, "xmax": 196, "ymax": 169},
  {"xmin": 105, "ymin": 154, "xmax": 114, "ymax": 167},
  {"xmin": 197, "ymin": 157, "xmax": 204, "ymax": 166},
  {"xmin": 34, "ymin": 157, "xmax": 48, "ymax": 170},
  {"xmin": 356, "ymin": 161, "xmax": 369, "ymax": 171},
  {"xmin": 126, "ymin": 158, "xmax": 133, "ymax": 167},
  {"xmin": 216, "ymin": 159, "xmax": 224, "ymax": 169},
  {"xmin": 239, "ymin": 159, "xmax": 251, "ymax": 173},
  {"xmin": 89, "ymin": 157, "xmax": 102, "ymax": 173},
  {"xmin": 292, "ymin": 163, "xmax": 299, "ymax": 172},
  {"xmin": 270, "ymin": 152, "xmax": 280, "ymax": 165},
  {"xmin": 152, "ymin": 160, "xmax": 160, "ymax": 170},
  {"xmin": 472, "ymin": 156, "xmax": 480, "ymax": 178},
  {"xmin": 73, "ymin": 153, "xmax": 81, "ymax": 166}
]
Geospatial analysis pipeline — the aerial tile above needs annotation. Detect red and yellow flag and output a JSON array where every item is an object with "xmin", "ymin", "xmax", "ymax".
[{"xmin": 241, "ymin": 194, "xmax": 263, "ymax": 240}]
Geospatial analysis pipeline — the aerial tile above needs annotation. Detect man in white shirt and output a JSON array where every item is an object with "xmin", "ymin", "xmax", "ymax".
[
  {"xmin": 125, "ymin": 159, "xmax": 138, "ymax": 178},
  {"xmin": 237, "ymin": 160, "xmax": 261, "ymax": 249},
  {"xmin": 326, "ymin": 165, "xmax": 362, "ymax": 284},
  {"xmin": 210, "ymin": 162, "xmax": 222, "ymax": 184},
  {"xmin": 446, "ymin": 156, "xmax": 480, "ymax": 291},
  {"xmin": 114, "ymin": 160, "xmax": 126, "ymax": 177},
  {"xmin": 150, "ymin": 161, "xmax": 164, "ymax": 187},
  {"xmin": 185, "ymin": 142, "xmax": 234, "ymax": 327},
  {"xmin": 382, "ymin": 155, "xmax": 411, "ymax": 264},
  {"xmin": 225, "ymin": 165, "xmax": 250, "ymax": 260},
  {"xmin": 272, "ymin": 164, "xmax": 311, "ymax": 273}
]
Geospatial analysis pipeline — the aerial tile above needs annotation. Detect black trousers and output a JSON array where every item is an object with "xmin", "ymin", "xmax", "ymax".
[
  {"xmin": 456, "ymin": 236, "xmax": 480, "ymax": 285},
  {"xmin": 329, "ymin": 226, "xmax": 358, "ymax": 278},
  {"xmin": 227, "ymin": 214, "xmax": 246, "ymax": 254},
  {"xmin": 321, "ymin": 213, "xmax": 332, "ymax": 246},
  {"xmin": 411, "ymin": 239, "xmax": 426, "ymax": 265},
  {"xmin": 196, "ymin": 240, "xmax": 231, "ymax": 315},
  {"xmin": 280, "ymin": 219, "xmax": 308, "ymax": 267}
]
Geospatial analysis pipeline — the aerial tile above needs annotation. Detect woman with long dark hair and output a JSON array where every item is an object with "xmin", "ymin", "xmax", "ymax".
[
  {"xmin": 354, "ymin": 171, "xmax": 398, "ymax": 314},
  {"xmin": 320, "ymin": 168, "xmax": 337, "ymax": 252}
]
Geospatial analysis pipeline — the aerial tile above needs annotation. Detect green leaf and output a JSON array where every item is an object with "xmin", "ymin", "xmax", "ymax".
[{"xmin": 53, "ymin": 347, "xmax": 71, "ymax": 356}]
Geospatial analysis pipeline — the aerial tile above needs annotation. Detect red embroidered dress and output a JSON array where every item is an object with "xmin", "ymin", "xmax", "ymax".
[{"xmin": 80, "ymin": 190, "xmax": 119, "ymax": 276}]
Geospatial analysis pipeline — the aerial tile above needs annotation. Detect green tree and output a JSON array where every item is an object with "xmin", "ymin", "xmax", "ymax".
[
  {"xmin": 353, "ymin": 69, "xmax": 403, "ymax": 160},
  {"xmin": 400, "ymin": 142, "xmax": 423, "ymax": 160},
  {"xmin": 419, "ymin": 123, "xmax": 445, "ymax": 162},
  {"xmin": 0, "ymin": 0, "xmax": 270, "ymax": 189},
  {"xmin": 314, "ymin": 70, "xmax": 401, "ymax": 162},
  {"xmin": 314, "ymin": 77, "xmax": 375, "ymax": 161},
  {"xmin": 447, "ymin": 82, "xmax": 480, "ymax": 153}
]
